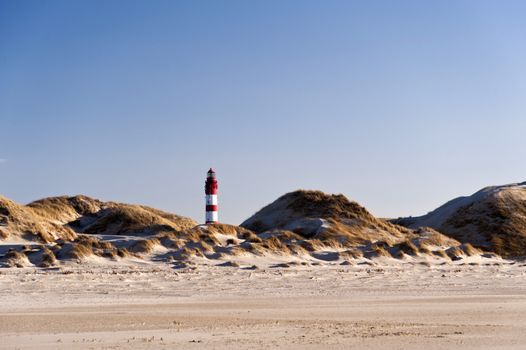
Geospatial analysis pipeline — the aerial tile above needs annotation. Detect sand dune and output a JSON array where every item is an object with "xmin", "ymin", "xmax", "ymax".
[
  {"xmin": 0, "ymin": 195, "xmax": 197, "ymax": 244},
  {"xmin": 393, "ymin": 182, "xmax": 526, "ymax": 257},
  {"xmin": 241, "ymin": 190, "xmax": 411, "ymax": 243},
  {"xmin": 0, "ymin": 195, "xmax": 77, "ymax": 243},
  {"xmin": 0, "ymin": 191, "xmax": 501, "ymax": 268}
]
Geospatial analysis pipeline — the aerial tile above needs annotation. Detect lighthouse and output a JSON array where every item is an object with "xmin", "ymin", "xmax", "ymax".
[{"xmin": 205, "ymin": 168, "xmax": 218, "ymax": 224}]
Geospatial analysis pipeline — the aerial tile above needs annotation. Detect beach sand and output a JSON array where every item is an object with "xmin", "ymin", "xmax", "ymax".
[{"xmin": 1, "ymin": 261, "xmax": 526, "ymax": 349}]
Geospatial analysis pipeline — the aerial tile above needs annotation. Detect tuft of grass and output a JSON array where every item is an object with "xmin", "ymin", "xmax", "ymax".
[
  {"xmin": 198, "ymin": 233, "xmax": 221, "ymax": 246},
  {"xmin": 66, "ymin": 243, "xmax": 93, "ymax": 259},
  {"xmin": 462, "ymin": 243, "xmax": 479, "ymax": 256},
  {"xmin": 57, "ymin": 236, "xmax": 122, "ymax": 261},
  {"xmin": 340, "ymin": 248, "xmax": 363, "ymax": 259},
  {"xmin": 101, "ymin": 249, "xmax": 118, "ymax": 259},
  {"xmin": 287, "ymin": 243, "xmax": 308, "ymax": 256},
  {"xmin": 156, "ymin": 234, "xmax": 185, "ymax": 249},
  {"xmin": 433, "ymin": 249, "xmax": 449, "ymax": 259},
  {"xmin": 4, "ymin": 249, "xmax": 28, "ymax": 267},
  {"xmin": 240, "ymin": 231, "xmax": 262, "ymax": 243},
  {"xmin": 172, "ymin": 247, "xmax": 197, "ymax": 260},
  {"xmin": 117, "ymin": 248, "xmax": 129, "ymax": 258},
  {"xmin": 270, "ymin": 230, "xmax": 304, "ymax": 241},
  {"xmin": 217, "ymin": 261, "xmax": 240, "ymax": 267},
  {"xmin": 418, "ymin": 244, "xmax": 432, "ymax": 255},
  {"xmin": 372, "ymin": 240, "xmax": 392, "ymax": 250},
  {"xmin": 242, "ymin": 242, "xmax": 266, "ymax": 255},
  {"xmin": 261, "ymin": 236, "xmax": 290, "ymax": 254},
  {"xmin": 320, "ymin": 237, "xmax": 343, "ymax": 249},
  {"xmin": 193, "ymin": 241, "xmax": 214, "ymax": 254},
  {"xmin": 415, "ymin": 227, "xmax": 460, "ymax": 247},
  {"xmin": 225, "ymin": 246, "xmax": 247, "ymax": 257},
  {"xmin": 397, "ymin": 240, "xmax": 419, "ymax": 256},
  {"xmin": 446, "ymin": 246, "xmax": 464, "ymax": 260},
  {"xmin": 39, "ymin": 248, "xmax": 56, "ymax": 267},
  {"xmin": 128, "ymin": 238, "xmax": 160, "ymax": 254},
  {"xmin": 299, "ymin": 239, "xmax": 324, "ymax": 252},
  {"xmin": 368, "ymin": 245, "xmax": 390, "ymax": 258},
  {"xmin": 205, "ymin": 223, "xmax": 239, "ymax": 236}
]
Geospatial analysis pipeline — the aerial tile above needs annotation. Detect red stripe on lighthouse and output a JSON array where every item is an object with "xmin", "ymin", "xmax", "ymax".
[
  {"xmin": 206, "ymin": 205, "xmax": 218, "ymax": 211},
  {"xmin": 206, "ymin": 187, "xmax": 217, "ymax": 195}
]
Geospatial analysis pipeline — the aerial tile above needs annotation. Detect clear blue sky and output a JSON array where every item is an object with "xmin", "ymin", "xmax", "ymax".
[{"xmin": 1, "ymin": 0, "xmax": 526, "ymax": 224}]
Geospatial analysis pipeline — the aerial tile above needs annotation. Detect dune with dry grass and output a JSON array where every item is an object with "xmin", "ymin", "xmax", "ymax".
[
  {"xmin": 241, "ymin": 190, "xmax": 415, "ymax": 245},
  {"xmin": 0, "ymin": 189, "xmax": 505, "ymax": 268},
  {"xmin": 234, "ymin": 190, "xmax": 481, "ymax": 263},
  {"xmin": 78, "ymin": 204, "xmax": 196, "ymax": 236},
  {"xmin": 0, "ymin": 195, "xmax": 197, "ymax": 244},
  {"xmin": 392, "ymin": 182, "xmax": 526, "ymax": 258},
  {"xmin": 0, "ymin": 195, "xmax": 77, "ymax": 243}
]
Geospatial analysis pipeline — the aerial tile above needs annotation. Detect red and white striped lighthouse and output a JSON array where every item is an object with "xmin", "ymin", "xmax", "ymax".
[{"xmin": 205, "ymin": 168, "xmax": 218, "ymax": 224}]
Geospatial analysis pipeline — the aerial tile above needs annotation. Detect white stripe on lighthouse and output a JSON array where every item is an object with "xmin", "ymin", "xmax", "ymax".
[
  {"xmin": 206, "ymin": 194, "xmax": 218, "ymax": 205},
  {"xmin": 206, "ymin": 211, "xmax": 218, "ymax": 223}
]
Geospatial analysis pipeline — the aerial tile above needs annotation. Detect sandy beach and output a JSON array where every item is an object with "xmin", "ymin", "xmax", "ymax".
[{"xmin": 2, "ymin": 262, "xmax": 526, "ymax": 349}]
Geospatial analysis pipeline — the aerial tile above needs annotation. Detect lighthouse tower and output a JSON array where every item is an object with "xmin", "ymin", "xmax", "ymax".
[{"xmin": 205, "ymin": 168, "xmax": 218, "ymax": 224}]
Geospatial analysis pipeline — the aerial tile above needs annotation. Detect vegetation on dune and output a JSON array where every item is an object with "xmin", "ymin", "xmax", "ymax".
[
  {"xmin": 446, "ymin": 246, "xmax": 464, "ymax": 261},
  {"xmin": 397, "ymin": 240, "xmax": 419, "ymax": 256},
  {"xmin": 433, "ymin": 249, "xmax": 449, "ymax": 259},
  {"xmin": 241, "ymin": 190, "xmax": 416, "ymax": 252},
  {"xmin": 0, "ymin": 194, "xmax": 198, "ymax": 245},
  {"xmin": 39, "ymin": 247, "xmax": 57, "ymax": 267},
  {"xmin": 81, "ymin": 205, "xmax": 195, "ymax": 236},
  {"xmin": 284, "ymin": 190, "xmax": 372, "ymax": 221},
  {"xmin": 128, "ymin": 238, "xmax": 160, "ymax": 254},
  {"xmin": 3, "ymin": 249, "xmax": 28, "ymax": 267},
  {"xmin": 418, "ymin": 244, "xmax": 431, "ymax": 255},
  {"xmin": 441, "ymin": 189, "xmax": 526, "ymax": 258},
  {"xmin": 394, "ymin": 185, "xmax": 526, "ymax": 258},
  {"xmin": 299, "ymin": 239, "xmax": 324, "ymax": 252},
  {"xmin": 340, "ymin": 248, "xmax": 363, "ymax": 259},
  {"xmin": 413, "ymin": 227, "xmax": 461, "ymax": 247},
  {"xmin": 462, "ymin": 243, "xmax": 479, "ymax": 256},
  {"xmin": 138, "ymin": 205, "xmax": 196, "ymax": 230},
  {"xmin": 55, "ymin": 235, "xmax": 126, "ymax": 261},
  {"xmin": 27, "ymin": 195, "xmax": 102, "ymax": 224},
  {"xmin": 0, "ymin": 195, "xmax": 77, "ymax": 243},
  {"xmin": 367, "ymin": 245, "xmax": 391, "ymax": 259},
  {"xmin": 0, "ymin": 187, "xmax": 509, "ymax": 267}
]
